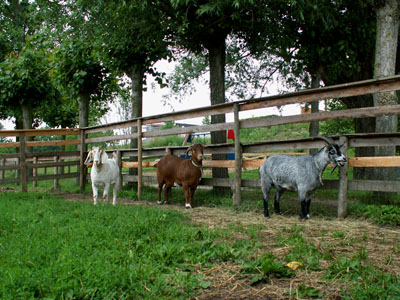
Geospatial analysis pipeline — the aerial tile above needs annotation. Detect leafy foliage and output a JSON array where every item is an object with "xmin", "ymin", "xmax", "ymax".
[
  {"xmin": 241, "ymin": 252, "xmax": 294, "ymax": 284},
  {"xmin": 319, "ymin": 99, "xmax": 354, "ymax": 135},
  {"xmin": 0, "ymin": 48, "xmax": 58, "ymax": 125},
  {"xmin": 325, "ymin": 255, "xmax": 400, "ymax": 300},
  {"xmin": 351, "ymin": 204, "xmax": 400, "ymax": 227}
]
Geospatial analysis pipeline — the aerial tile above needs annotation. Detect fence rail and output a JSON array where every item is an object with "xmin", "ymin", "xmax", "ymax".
[{"xmin": 1, "ymin": 75, "xmax": 400, "ymax": 218}]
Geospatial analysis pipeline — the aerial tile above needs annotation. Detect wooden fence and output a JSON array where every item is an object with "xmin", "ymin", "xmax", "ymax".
[{"xmin": 1, "ymin": 75, "xmax": 400, "ymax": 218}]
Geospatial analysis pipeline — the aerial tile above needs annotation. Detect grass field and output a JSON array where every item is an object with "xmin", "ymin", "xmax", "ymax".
[{"xmin": 0, "ymin": 185, "xmax": 399, "ymax": 299}]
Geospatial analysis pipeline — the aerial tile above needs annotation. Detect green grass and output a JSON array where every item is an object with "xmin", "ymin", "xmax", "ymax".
[
  {"xmin": 0, "ymin": 192, "xmax": 258, "ymax": 299},
  {"xmin": 1, "ymin": 189, "xmax": 399, "ymax": 299}
]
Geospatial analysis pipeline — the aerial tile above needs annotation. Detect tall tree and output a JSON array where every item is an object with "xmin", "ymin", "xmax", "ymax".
[
  {"xmin": 53, "ymin": 38, "xmax": 116, "ymax": 128},
  {"xmin": 169, "ymin": 0, "xmax": 267, "ymax": 195},
  {"xmin": 0, "ymin": 48, "xmax": 57, "ymax": 129},
  {"xmin": 372, "ymin": 0, "xmax": 400, "ymax": 202},
  {"xmin": 245, "ymin": 0, "xmax": 377, "ymax": 179},
  {"xmin": 80, "ymin": 0, "xmax": 171, "ymax": 185}
]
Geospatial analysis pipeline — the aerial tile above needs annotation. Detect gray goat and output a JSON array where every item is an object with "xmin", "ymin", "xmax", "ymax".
[{"xmin": 259, "ymin": 136, "xmax": 346, "ymax": 219}]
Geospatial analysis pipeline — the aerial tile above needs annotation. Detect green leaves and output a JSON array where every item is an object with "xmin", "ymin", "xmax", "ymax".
[{"xmin": 242, "ymin": 252, "xmax": 295, "ymax": 285}]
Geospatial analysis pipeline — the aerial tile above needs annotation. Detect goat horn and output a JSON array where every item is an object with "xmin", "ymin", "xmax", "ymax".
[
  {"xmin": 315, "ymin": 136, "xmax": 335, "ymax": 145},
  {"xmin": 84, "ymin": 151, "xmax": 92, "ymax": 165},
  {"xmin": 185, "ymin": 146, "xmax": 193, "ymax": 155}
]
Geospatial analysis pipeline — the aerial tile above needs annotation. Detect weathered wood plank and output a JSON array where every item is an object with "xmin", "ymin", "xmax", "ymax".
[
  {"xmin": 27, "ymin": 172, "xmax": 80, "ymax": 181},
  {"xmin": 26, "ymin": 139, "xmax": 80, "ymax": 147},
  {"xmin": 25, "ymin": 151, "xmax": 80, "ymax": 158},
  {"xmin": 19, "ymin": 133, "xmax": 27, "ymax": 192},
  {"xmin": 137, "ymin": 119, "xmax": 143, "ymax": 200},
  {"xmin": 0, "ymin": 142, "xmax": 20, "ymax": 148},
  {"xmin": 0, "ymin": 165, "xmax": 19, "ymax": 171},
  {"xmin": 143, "ymin": 122, "xmax": 232, "ymax": 138},
  {"xmin": 0, "ymin": 177, "xmax": 21, "ymax": 184},
  {"xmin": 241, "ymin": 105, "xmax": 400, "ymax": 129},
  {"xmin": 0, "ymin": 128, "xmax": 80, "ymax": 137},
  {"xmin": 117, "ymin": 156, "xmax": 400, "ymax": 170},
  {"xmin": 26, "ymin": 160, "xmax": 79, "ymax": 168},
  {"xmin": 349, "ymin": 156, "xmax": 400, "ymax": 167},
  {"xmin": 82, "ymin": 75, "xmax": 400, "ymax": 132},
  {"xmin": 338, "ymin": 136, "xmax": 348, "ymax": 218},
  {"xmin": 85, "ymin": 120, "xmax": 138, "ymax": 134},
  {"xmin": 349, "ymin": 180, "xmax": 400, "ymax": 192},
  {"xmin": 0, "ymin": 153, "xmax": 20, "ymax": 159},
  {"xmin": 85, "ymin": 133, "xmax": 139, "ymax": 144},
  {"xmin": 233, "ymin": 103, "xmax": 242, "ymax": 206}
]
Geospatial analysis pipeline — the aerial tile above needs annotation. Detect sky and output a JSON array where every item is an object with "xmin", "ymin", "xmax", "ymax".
[
  {"xmin": 102, "ymin": 59, "xmax": 302, "ymax": 127},
  {"xmin": 1, "ymin": 59, "xmax": 303, "ymax": 130}
]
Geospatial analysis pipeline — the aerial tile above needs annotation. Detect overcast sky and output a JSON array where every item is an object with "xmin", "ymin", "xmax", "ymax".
[{"xmin": 1, "ymin": 60, "xmax": 302, "ymax": 130}]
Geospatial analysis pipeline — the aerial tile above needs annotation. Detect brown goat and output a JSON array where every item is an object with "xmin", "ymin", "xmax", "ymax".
[{"xmin": 156, "ymin": 143, "xmax": 205, "ymax": 208}]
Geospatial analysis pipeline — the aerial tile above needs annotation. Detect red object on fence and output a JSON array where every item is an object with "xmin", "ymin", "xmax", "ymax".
[{"xmin": 227, "ymin": 129, "xmax": 235, "ymax": 140}]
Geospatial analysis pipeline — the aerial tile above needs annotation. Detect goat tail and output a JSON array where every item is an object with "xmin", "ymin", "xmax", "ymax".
[{"xmin": 165, "ymin": 148, "xmax": 172, "ymax": 155}]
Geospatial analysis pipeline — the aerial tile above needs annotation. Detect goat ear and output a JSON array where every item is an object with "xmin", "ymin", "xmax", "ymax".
[
  {"xmin": 100, "ymin": 150, "xmax": 105, "ymax": 164},
  {"xmin": 84, "ymin": 151, "xmax": 92, "ymax": 165},
  {"xmin": 186, "ymin": 146, "xmax": 193, "ymax": 155}
]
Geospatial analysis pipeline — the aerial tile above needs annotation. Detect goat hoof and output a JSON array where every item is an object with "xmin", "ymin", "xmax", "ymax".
[{"xmin": 185, "ymin": 203, "xmax": 192, "ymax": 209}]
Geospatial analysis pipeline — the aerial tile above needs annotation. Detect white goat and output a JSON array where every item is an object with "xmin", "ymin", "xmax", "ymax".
[{"xmin": 84, "ymin": 146, "xmax": 120, "ymax": 205}]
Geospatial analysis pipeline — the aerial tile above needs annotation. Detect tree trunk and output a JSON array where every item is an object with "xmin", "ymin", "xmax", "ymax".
[
  {"xmin": 78, "ymin": 92, "xmax": 90, "ymax": 185},
  {"xmin": 372, "ymin": 0, "xmax": 400, "ymax": 203},
  {"xmin": 20, "ymin": 102, "xmax": 33, "ymax": 178},
  {"xmin": 309, "ymin": 73, "xmax": 320, "ymax": 155},
  {"xmin": 21, "ymin": 102, "xmax": 33, "ymax": 130},
  {"xmin": 208, "ymin": 37, "xmax": 230, "ymax": 195},
  {"xmin": 78, "ymin": 92, "xmax": 91, "ymax": 128},
  {"xmin": 343, "ymin": 95, "xmax": 376, "ymax": 180},
  {"xmin": 127, "ymin": 66, "xmax": 144, "ymax": 188}
]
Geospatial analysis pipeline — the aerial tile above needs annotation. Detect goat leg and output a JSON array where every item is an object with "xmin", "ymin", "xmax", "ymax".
[
  {"xmin": 112, "ymin": 184, "xmax": 117, "ymax": 206},
  {"xmin": 305, "ymin": 199, "xmax": 311, "ymax": 219},
  {"xmin": 274, "ymin": 190, "xmax": 282, "ymax": 214},
  {"xmin": 92, "ymin": 183, "xmax": 98, "ymax": 205},
  {"xmin": 164, "ymin": 184, "xmax": 172, "ymax": 204},
  {"xmin": 299, "ymin": 200, "xmax": 308, "ymax": 219},
  {"xmin": 103, "ymin": 183, "xmax": 110, "ymax": 203},
  {"xmin": 183, "ymin": 185, "xmax": 192, "ymax": 208},
  {"xmin": 263, "ymin": 196, "xmax": 270, "ymax": 217},
  {"xmin": 157, "ymin": 182, "xmax": 164, "ymax": 205},
  {"xmin": 189, "ymin": 187, "xmax": 196, "ymax": 208}
]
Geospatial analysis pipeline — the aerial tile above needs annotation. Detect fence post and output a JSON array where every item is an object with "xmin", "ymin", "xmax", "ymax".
[
  {"xmin": 54, "ymin": 156, "xmax": 59, "ymax": 190},
  {"xmin": 137, "ymin": 119, "xmax": 143, "ymax": 200},
  {"xmin": 233, "ymin": 103, "xmax": 242, "ymax": 206},
  {"xmin": 19, "ymin": 132, "xmax": 27, "ymax": 192},
  {"xmin": 117, "ymin": 150, "xmax": 122, "ymax": 190},
  {"xmin": 15, "ymin": 158, "xmax": 19, "ymax": 179},
  {"xmin": 1, "ymin": 158, "xmax": 5, "ymax": 180},
  {"xmin": 338, "ymin": 136, "xmax": 348, "ymax": 218},
  {"xmin": 32, "ymin": 156, "xmax": 37, "ymax": 188},
  {"xmin": 80, "ymin": 129, "xmax": 87, "ymax": 193}
]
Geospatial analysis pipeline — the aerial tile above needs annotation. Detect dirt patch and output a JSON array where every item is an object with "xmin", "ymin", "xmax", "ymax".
[{"xmin": 175, "ymin": 206, "xmax": 399, "ymax": 299}]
